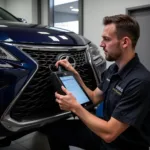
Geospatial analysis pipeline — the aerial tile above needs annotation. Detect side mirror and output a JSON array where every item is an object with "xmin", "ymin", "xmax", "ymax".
[{"xmin": 17, "ymin": 17, "xmax": 27, "ymax": 23}]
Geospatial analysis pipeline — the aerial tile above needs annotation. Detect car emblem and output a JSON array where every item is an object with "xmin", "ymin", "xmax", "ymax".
[{"xmin": 57, "ymin": 54, "xmax": 76, "ymax": 68}]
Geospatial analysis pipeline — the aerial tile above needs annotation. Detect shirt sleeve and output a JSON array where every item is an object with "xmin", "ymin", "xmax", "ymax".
[{"xmin": 112, "ymin": 79, "xmax": 150, "ymax": 128}]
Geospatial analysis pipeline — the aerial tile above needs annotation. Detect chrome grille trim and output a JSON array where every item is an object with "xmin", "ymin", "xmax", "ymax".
[
  {"xmin": 1, "ymin": 112, "xmax": 71, "ymax": 132},
  {"xmin": 15, "ymin": 44, "xmax": 88, "ymax": 51}
]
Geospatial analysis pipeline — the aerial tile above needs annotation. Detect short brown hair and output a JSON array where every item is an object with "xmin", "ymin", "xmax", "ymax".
[{"xmin": 103, "ymin": 14, "xmax": 140, "ymax": 48}]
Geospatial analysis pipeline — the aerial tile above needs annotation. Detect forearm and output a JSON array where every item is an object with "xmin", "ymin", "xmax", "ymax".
[{"xmin": 56, "ymin": 87, "xmax": 128, "ymax": 143}]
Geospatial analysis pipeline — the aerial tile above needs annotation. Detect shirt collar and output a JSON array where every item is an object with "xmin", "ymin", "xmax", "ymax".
[{"xmin": 111, "ymin": 53, "xmax": 140, "ymax": 79}]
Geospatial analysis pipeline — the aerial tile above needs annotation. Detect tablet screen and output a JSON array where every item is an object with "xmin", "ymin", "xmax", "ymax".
[{"xmin": 60, "ymin": 76, "xmax": 90, "ymax": 104}]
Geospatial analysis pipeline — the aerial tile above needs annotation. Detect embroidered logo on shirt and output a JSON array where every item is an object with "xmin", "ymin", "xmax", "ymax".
[
  {"xmin": 112, "ymin": 85, "xmax": 123, "ymax": 95},
  {"xmin": 116, "ymin": 85, "xmax": 123, "ymax": 92}
]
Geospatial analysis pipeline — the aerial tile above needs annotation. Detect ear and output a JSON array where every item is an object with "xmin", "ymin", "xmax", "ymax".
[{"xmin": 121, "ymin": 37, "xmax": 131, "ymax": 48}]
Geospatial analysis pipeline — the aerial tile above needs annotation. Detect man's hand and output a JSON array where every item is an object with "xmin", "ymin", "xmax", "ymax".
[
  {"xmin": 55, "ymin": 86, "xmax": 80, "ymax": 112},
  {"xmin": 55, "ymin": 59, "xmax": 77, "ymax": 75},
  {"xmin": 55, "ymin": 59, "xmax": 103, "ymax": 105}
]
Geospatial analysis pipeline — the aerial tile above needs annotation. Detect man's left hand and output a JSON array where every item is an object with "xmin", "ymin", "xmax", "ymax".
[{"xmin": 55, "ymin": 86, "xmax": 80, "ymax": 112}]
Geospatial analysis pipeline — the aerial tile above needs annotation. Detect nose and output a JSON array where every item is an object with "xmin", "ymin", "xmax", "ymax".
[{"xmin": 100, "ymin": 41, "xmax": 105, "ymax": 48}]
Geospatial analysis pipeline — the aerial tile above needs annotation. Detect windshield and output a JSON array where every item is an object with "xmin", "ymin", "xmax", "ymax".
[{"xmin": 0, "ymin": 7, "xmax": 19, "ymax": 22}]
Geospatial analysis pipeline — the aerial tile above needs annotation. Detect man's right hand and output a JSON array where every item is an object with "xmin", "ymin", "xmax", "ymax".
[{"xmin": 55, "ymin": 59, "xmax": 78, "ymax": 75}]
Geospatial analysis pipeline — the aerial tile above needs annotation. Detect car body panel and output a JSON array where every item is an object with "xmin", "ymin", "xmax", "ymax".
[{"xmin": 0, "ymin": 22, "xmax": 90, "ymax": 46}]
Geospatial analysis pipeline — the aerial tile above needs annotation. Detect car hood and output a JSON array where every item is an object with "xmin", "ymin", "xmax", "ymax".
[{"xmin": 0, "ymin": 21, "xmax": 90, "ymax": 46}]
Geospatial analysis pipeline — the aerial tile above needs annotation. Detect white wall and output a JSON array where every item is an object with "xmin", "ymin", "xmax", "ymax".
[
  {"xmin": 0, "ymin": 0, "xmax": 6, "ymax": 8},
  {"xmin": 5, "ymin": 0, "xmax": 32, "ymax": 23},
  {"xmin": 84, "ymin": 0, "xmax": 150, "ymax": 67},
  {"xmin": 0, "ymin": 0, "xmax": 38, "ymax": 23}
]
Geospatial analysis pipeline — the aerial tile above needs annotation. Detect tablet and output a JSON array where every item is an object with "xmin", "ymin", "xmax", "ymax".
[
  {"xmin": 51, "ymin": 71, "xmax": 92, "ymax": 107},
  {"xmin": 59, "ymin": 75, "xmax": 90, "ymax": 105}
]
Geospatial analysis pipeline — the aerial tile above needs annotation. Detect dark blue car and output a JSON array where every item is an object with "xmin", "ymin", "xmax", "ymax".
[{"xmin": 0, "ymin": 7, "xmax": 106, "ymax": 146}]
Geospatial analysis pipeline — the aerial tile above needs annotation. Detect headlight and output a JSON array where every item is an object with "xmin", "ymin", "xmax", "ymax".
[
  {"xmin": 0, "ymin": 47, "xmax": 18, "ymax": 68},
  {"xmin": 89, "ymin": 42, "xmax": 103, "ymax": 65},
  {"xmin": 0, "ymin": 47, "xmax": 18, "ymax": 61}
]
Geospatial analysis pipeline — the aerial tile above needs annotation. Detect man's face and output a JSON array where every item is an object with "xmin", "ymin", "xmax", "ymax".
[{"xmin": 100, "ymin": 23, "xmax": 122, "ymax": 61}]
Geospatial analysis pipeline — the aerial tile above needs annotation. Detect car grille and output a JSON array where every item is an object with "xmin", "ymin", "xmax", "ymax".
[{"xmin": 10, "ymin": 48, "xmax": 97, "ymax": 121}]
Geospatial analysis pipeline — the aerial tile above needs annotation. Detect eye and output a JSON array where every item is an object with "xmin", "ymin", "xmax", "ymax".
[
  {"xmin": 104, "ymin": 37, "xmax": 110, "ymax": 41},
  {"xmin": 102, "ymin": 36, "xmax": 111, "ymax": 42}
]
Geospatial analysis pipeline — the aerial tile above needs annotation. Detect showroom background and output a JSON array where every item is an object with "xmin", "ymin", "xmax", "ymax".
[{"xmin": 0, "ymin": 0, "xmax": 150, "ymax": 67}]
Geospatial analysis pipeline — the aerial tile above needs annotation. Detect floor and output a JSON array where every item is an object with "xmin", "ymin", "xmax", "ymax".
[{"xmin": 0, "ymin": 132, "xmax": 84, "ymax": 150}]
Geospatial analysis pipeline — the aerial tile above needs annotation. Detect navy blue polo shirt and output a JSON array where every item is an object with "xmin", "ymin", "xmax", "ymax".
[{"xmin": 98, "ymin": 54, "xmax": 150, "ymax": 150}]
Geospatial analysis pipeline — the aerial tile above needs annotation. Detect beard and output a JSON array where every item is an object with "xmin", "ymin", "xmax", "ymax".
[
  {"xmin": 105, "ymin": 55, "xmax": 116, "ymax": 61},
  {"xmin": 105, "ymin": 52, "xmax": 121, "ymax": 61},
  {"xmin": 105, "ymin": 42, "xmax": 122, "ymax": 61},
  {"xmin": 105, "ymin": 48, "xmax": 122, "ymax": 62}
]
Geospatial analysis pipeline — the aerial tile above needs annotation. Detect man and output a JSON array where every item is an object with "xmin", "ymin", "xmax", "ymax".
[{"xmin": 46, "ymin": 14, "xmax": 150, "ymax": 150}]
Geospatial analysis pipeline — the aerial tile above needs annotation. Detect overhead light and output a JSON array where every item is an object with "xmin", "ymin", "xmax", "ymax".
[
  {"xmin": 71, "ymin": 8, "xmax": 79, "ymax": 12},
  {"xmin": 54, "ymin": 0, "xmax": 78, "ymax": 6},
  {"xmin": 70, "ymin": 6, "xmax": 73, "ymax": 9}
]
